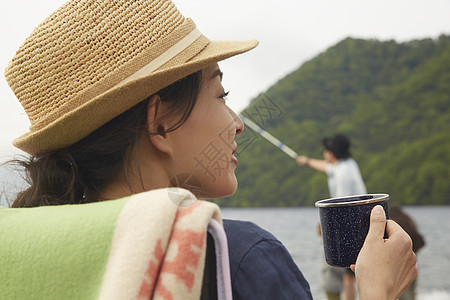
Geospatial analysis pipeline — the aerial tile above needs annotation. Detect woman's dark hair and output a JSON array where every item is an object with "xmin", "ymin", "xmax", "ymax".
[{"xmin": 11, "ymin": 70, "xmax": 202, "ymax": 207}]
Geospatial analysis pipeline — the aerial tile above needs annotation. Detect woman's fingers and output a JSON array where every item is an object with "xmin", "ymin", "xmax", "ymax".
[{"xmin": 354, "ymin": 205, "xmax": 418, "ymax": 300}]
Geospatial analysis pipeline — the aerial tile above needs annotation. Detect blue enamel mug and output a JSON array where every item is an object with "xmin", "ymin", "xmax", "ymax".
[{"xmin": 315, "ymin": 194, "xmax": 389, "ymax": 267}]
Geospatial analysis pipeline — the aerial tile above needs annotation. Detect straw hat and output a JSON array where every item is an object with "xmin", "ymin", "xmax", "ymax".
[{"xmin": 5, "ymin": 0, "xmax": 258, "ymax": 155}]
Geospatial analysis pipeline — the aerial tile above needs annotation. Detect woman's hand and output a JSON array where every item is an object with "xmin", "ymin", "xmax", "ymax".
[{"xmin": 351, "ymin": 205, "xmax": 418, "ymax": 300}]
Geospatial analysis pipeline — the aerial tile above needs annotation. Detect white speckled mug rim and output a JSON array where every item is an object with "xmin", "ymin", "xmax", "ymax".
[{"xmin": 315, "ymin": 193, "xmax": 389, "ymax": 208}]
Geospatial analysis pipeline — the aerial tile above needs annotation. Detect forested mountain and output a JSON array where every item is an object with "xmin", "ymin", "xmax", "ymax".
[{"xmin": 216, "ymin": 35, "xmax": 450, "ymax": 207}]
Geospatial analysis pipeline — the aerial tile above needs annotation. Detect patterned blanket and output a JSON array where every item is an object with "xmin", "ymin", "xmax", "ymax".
[{"xmin": 0, "ymin": 188, "xmax": 225, "ymax": 300}]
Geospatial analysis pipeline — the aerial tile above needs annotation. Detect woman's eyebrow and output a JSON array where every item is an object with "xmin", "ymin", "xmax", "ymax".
[{"xmin": 211, "ymin": 69, "xmax": 223, "ymax": 81}]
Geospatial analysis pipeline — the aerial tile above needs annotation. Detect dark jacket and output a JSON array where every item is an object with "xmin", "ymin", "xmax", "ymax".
[{"xmin": 223, "ymin": 219, "xmax": 313, "ymax": 299}]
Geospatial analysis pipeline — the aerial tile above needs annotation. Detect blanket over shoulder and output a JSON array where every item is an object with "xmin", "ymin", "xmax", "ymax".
[{"xmin": 0, "ymin": 188, "xmax": 222, "ymax": 300}]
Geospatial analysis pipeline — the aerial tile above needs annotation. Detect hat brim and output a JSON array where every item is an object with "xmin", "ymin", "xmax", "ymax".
[{"xmin": 14, "ymin": 39, "xmax": 258, "ymax": 154}]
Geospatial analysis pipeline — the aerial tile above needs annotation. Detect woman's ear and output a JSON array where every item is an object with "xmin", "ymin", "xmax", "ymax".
[{"xmin": 146, "ymin": 94, "xmax": 173, "ymax": 155}]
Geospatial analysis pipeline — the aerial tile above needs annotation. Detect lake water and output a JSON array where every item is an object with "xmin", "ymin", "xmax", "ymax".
[{"xmin": 221, "ymin": 206, "xmax": 450, "ymax": 300}]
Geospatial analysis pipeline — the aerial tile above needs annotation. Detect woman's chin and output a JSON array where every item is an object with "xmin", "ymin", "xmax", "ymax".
[{"xmin": 199, "ymin": 178, "xmax": 238, "ymax": 199}]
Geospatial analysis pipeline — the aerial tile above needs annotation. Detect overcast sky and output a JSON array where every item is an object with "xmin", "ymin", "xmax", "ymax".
[{"xmin": 1, "ymin": 0, "xmax": 449, "ymax": 160}]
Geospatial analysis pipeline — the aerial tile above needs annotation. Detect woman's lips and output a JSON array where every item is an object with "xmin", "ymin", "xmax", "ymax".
[{"xmin": 231, "ymin": 146, "xmax": 238, "ymax": 165}]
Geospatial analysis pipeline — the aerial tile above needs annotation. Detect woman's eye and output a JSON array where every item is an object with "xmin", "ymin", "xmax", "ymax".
[{"xmin": 220, "ymin": 91, "xmax": 230, "ymax": 101}]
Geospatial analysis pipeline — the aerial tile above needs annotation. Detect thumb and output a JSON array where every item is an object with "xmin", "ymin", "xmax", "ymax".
[{"xmin": 366, "ymin": 205, "xmax": 387, "ymax": 241}]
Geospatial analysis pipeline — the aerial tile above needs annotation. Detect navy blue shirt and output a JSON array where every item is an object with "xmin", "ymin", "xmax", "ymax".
[{"xmin": 223, "ymin": 219, "xmax": 313, "ymax": 300}]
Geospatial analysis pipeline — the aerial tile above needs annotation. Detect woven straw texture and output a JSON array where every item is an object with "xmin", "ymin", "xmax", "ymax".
[
  {"xmin": 6, "ymin": 0, "xmax": 183, "ymax": 126},
  {"xmin": 5, "ymin": 0, "xmax": 257, "ymax": 154}
]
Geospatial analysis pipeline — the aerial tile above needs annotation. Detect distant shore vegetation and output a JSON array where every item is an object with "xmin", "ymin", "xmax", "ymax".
[{"xmin": 217, "ymin": 35, "xmax": 450, "ymax": 207}]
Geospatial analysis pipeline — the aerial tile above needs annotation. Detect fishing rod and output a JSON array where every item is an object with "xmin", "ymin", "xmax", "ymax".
[{"xmin": 240, "ymin": 115, "xmax": 298, "ymax": 160}]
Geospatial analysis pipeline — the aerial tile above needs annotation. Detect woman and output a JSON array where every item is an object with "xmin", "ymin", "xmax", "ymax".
[{"xmin": 4, "ymin": 0, "xmax": 417, "ymax": 299}]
